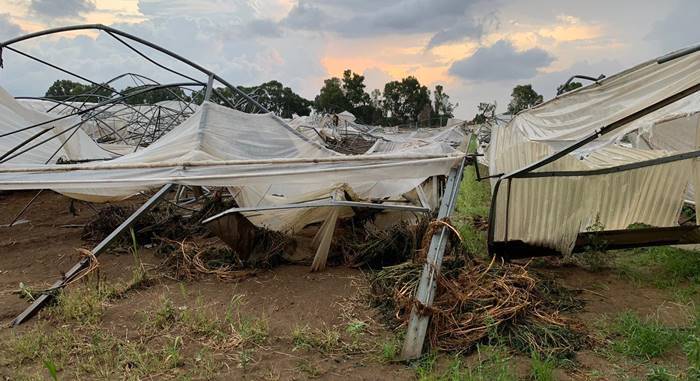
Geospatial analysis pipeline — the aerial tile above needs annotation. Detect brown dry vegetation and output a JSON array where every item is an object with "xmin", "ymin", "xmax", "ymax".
[{"xmin": 1, "ymin": 167, "xmax": 699, "ymax": 380}]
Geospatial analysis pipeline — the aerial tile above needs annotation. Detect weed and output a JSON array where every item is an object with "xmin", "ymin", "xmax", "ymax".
[
  {"xmin": 379, "ymin": 338, "xmax": 399, "ymax": 362},
  {"xmin": 237, "ymin": 349, "xmax": 255, "ymax": 370},
  {"xmin": 529, "ymin": 352, "xmax": 555, "ymax": 381},
  {"xmin": 414, "ymin": 346, "xmax": 516, "ymax": 381},
  {"xmin": 50, "ymin": 286, "xmax": 105, "ymax": 324},
  {"xmin": 645, "ymin": 366, "xmax": 674, "ymax": 381},
  {"xmin": 616, "ymin": 246, "xmax": 700, "ymax": 289},
  {"xmin": 43, "ymin": 359, "xmax": 58, "ymax": 381},
  {"xmin": 454, "ymin": 166, "xmax": 491, "ymax": 255},
  {"xmin": 235, "ymin": 315, "xmax": 269, "ymax": 345},
  {"xmin": 684, "ymin": 334, "xmax": 700, "ymax": 379},
  {"xmin": 573, "ymin": 214, "xmax": 610, "ymax": 271},
  {"xmin": 346, "ymin": 320, "xmax": 368, "ymax": 336},
  {"xmin": 153, "ymin": 295, "xmax": 177, "ymax": 329},
  {"xmin": 192, "ymin": 348, "xmax": 217, "ymax": 378},
  {"xmin": 295, "ymin": 359, "xmax": 321, "ymax": 378},
  {"xmin": 291, "ymin": 325, "xmax": 343, "ymax": 353},
  {"xmin": 610, "ymin": 312, "xmax": 678, "ymax": 359},
  {"xmin": 414, "ymin": 352, "xmax": 437, "ymax": 380},
  {"xmin": 163, "ymin": 336, "xmax": 183, "ymax": 368}
]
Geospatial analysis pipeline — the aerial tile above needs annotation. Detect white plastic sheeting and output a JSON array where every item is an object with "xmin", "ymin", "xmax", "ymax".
[
  {"xmin": 0, "ymin": 100, "xmax": 464, "ymax": 206},
  {"xmin": 0, "ymin": 88, "xmax": 112, "ymax": 164},
  {"xmin": 488, "ymin": 47, "xmax": 700, "ymax": 254}
]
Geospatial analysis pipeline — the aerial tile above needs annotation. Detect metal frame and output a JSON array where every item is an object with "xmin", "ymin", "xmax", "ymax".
[
  {"xmin": 401, "ymin": 157, "xmax": 467, "ymax": 360},
  {"xmin": 202, "ymin": 198, "xmax": 430, "ymax": 225}
]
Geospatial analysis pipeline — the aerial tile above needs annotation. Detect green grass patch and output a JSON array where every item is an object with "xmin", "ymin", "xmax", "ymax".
[
  {"xmin": 609, "ymin": 312, "xmax": 679, "ymax": 359},
  {"xmin": 454, "ymin": 166, "xmax": 491, "ymax": 255},
  {"xmin": 615, "ymin": 246, "xmax": 700, "ymax": 289},
  {"xmin": 414, "ymin": 346, "xmax": 516, "ymax": 381}
]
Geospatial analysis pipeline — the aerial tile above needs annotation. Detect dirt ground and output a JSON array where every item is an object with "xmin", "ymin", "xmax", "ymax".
[{"xmin": 0, "ymin": 190, "xmax": 694, "ymax": 380}]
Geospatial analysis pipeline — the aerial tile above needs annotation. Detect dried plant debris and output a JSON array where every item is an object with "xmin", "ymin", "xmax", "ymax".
[
  {"xmin": 81, "ymin": 196, "xmax": 238, "ymax": 245},
  {"xmin": 338, "ymin": 218, "xmax": 466, "ymax": 268},
  {"xmin": 368, "ymin": 257, "xmax": 587, "ymax": 359},
  {"xmin": 156, "ymin": 226, "xmax": 294, "ymax": 281}
]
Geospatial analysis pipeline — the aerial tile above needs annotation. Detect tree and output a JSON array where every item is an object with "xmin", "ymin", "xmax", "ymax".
[
  {"xmin": 342, "ymin": 69, "xmax": 370, "ymax": 108},
  {"xmin": 556, "ymin": 81, "xmax": 583, "ymax": 95},
  {"xmin": 315, "ymin": 77, "xmax": 351, "ymax": 114},
  {"xmin": 122, "ymin": 85, "xmax": 187, "ymax": 105},
  {"xmin": 507, "ymin": 84, "xmax": 543, "ymax": 115},
  {"xmin": 189, "ymin": 81, "xmax": 311, "ymax": 118},
  {"xmin": 471, "ymin": 102, "xmax": 497, "ymax": 124},
  {"xmin": 382, "ymin": 76, "xmax": 431, "ymax": 125},
  {"xmin": 433, "ymin": 85, "xmax": 456, "ymax": 126},
  {"xmin": 45, "ymin": 79, "xmax": 115, "ymax": 103},
  {"xmin": 239, "ymin": 80, "xmax": 312, "ymax": 118}
]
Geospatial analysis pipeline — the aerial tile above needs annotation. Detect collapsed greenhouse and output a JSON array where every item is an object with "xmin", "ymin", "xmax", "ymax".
[
  {"xmin": 4, "ymin": 23, "xmax": 700, "ymax": 363},
  {"xmin": 0, "ymin": 25, "xmax": 471, "ymax": 357},
  {"xmin": 484, "ymin": 43, "xmax": 700, "ymax": 257}
]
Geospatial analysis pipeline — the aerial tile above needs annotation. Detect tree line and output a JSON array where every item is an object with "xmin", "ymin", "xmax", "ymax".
[
  {"xmin": 44, "ymin": 75, "xmax": 584, "ymax": 126},
  {"xmin": 44, "ymin": 70, "xmax": 456, "ymax": 126}
]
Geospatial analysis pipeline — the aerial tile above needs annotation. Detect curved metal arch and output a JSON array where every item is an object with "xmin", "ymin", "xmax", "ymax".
[{"xmin": 0, "ymin": 24, "xmax": 270, "ymax": 114}]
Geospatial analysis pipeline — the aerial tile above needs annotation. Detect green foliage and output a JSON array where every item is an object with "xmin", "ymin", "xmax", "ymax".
[
  {"xmin": 645, "ymin": 366, "xmax": 675, "ymax": 381},
  {"xmin": 43, "ymin": 359, "xmax": 58, "ymax": 381},
  {"xmin": 51, "ymin": 286, "xmax": 106, "ymax": 324},
  {"xmin": 315, "ymin": 69, "xmax": 382, "ymax": 124},
  {"xmin": 529, "ymin": 352, "xmax": 555, "ymax": 381},
  {"xmin": 239, "ymin": 80, "xmax": 312, "ymax": 118},
  {"xmin": 433, "ymin": 84, "xmax": 456, "ymax": 124},
  {"xmin": 414, "ymin": 346, "xmax": 516, "ymax": 381},
  {"xmin": 556, "ymin": 81, "xmax": 583, "ymax": 95},
  {"xmin": 576, "ymin": 214, "xmax": 610, "ymax": 271},
  {"xmin": 379, "ymin": 339, "xmax": 399, "ymax": 362},
  {"xmin": 45, "ymin": 79, "xmax": 116, "ymax": 103},
  {"xmin": 454, "ymin": 166, "xmax": 491, "ymax": 255},
  {"xmin": 315, "ymin": 77, "xmax": 352, "ymax": 114},
  {"xmin": 121, "ymin": 85, "xmax": 187, "ymax": 105},
  {"xmin": 610, "ymin": 312, "xmax": 678, "ymax": 359},
  {"xmin": 507, "ymin": 84, "xmax": 543, "ymax": 115},
  {"xmin": 616, "ymin": 246, "xmax": 700, "ymax": 288},
  {"xmin": 383, "ymin": 76, "xmax": 432, "ymax": 125},
  {"xmin": 684, "ymin": 334, "xmax": 700, "ymax": 379},
  {"xmin": 471, "ymin": 102, "xmax": 496, "ymax": 124}
]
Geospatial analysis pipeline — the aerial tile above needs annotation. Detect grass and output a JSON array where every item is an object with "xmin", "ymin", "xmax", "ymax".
[
  {"xmin": 529, "ymin": 352, "xmax": 555, "ymax": 381},
  {"xmin": 616, "ymin": 246, "xmax": 700, "ymax": 289},
  {"xmin": 1, "ymin": 323, "xmax": 189, "ymax": 379},
  {"xmin": 1, "ymin": 285, "xmax": 273, "ymax": 379},
  {"xmin": 454, "ymin": 165, "xmax": 491, "ymax": 255},
  {"xmin": 609, "ymin": 311, "xmax": 679, "ymax": 359},
  {"xmin": 414, "ymin": 346, "xmax": 516, "ymax": 381},
  {"xmin": 291, "ymin": 325, "xmax": 344, "ymax": 354}
]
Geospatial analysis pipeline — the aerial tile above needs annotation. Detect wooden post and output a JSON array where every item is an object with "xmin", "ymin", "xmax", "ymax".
[{"xmin": 401, "ymin": 157, "xmax": 466, "ymax": 360}]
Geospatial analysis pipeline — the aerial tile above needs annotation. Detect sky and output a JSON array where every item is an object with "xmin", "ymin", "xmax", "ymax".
[{"xmin": 0, "ymin": 0, "xmax": 699, "ymax": 119}]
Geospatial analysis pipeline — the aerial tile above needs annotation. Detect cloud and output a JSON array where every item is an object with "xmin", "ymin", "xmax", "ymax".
[
  {"xmin": 427, "ymin": 23, "xmax": 484, "ymax": 49},
  {"xmin": 646, "ymin": 0, "xmax": 700, "ymax": 52},
  {"xmin": 246, "ymin": 19, "xmax": 283, "ymax": 38},
  {"xmin": 449, "ymin": 39, "xmax": 554, "ymax": 81},
  {"xmin": 0, "ymin": 13, "xmax": 23, "ymax": 41},
  {"xmin": 28, "ymin": 0, "xmax": 96, "ymax": 20},
  {"xmin": 426, "ymin": 11, "xmax": 498, "ymax": 49},
  {"xmin": 281, "ymin": 0, "xmax": 492, "ymax": 43},
  {"xmin": 138, "ymin": 0, "xmax": 259, "ymax": 22},
  {"xmin": 0, "ymin": 12, "xmax": 326, "ymax": 100}
]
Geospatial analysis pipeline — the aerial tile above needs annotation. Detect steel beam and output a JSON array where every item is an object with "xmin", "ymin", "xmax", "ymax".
[
  {"xmin": 202, "ymin": 198, "xmax": 430, "ymax": 225},
  {"xmin": 401, "ymin": 157, "xmax": 467, "ymax": 360},
  {"xmin": 11, "ymin": 184, "xmax": 173, "ymax": 326}
]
